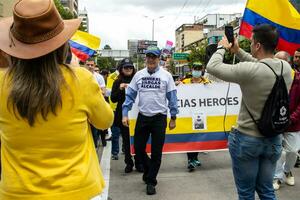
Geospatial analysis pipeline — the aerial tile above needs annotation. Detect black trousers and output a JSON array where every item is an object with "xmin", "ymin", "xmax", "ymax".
[
  {"xmin": 134, "ymin": 113, "xmax": 167, "ymax": 186},
  {"xmin": 119, "ymin": 125, "xmax": 135, "ymax": 166},
  {"xmin": 187, "ymin": 152, "xmax": 199, "ymax": 160}
]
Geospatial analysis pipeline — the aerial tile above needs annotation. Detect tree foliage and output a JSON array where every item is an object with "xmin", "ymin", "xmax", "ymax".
[
  {"xmin": 54, "ymin": 0, "xmax": 74, "ymax": 20},
  {"xmin": 96, "ymin": 56, "xmax": 116, "ymax": 70},
  {"xmin": 187, "ymin": 41, "xmax": 207, "ymax": 69},
  {"xmin": 187, "ymin": 38, "xmax": 251, "ymax": 66},
  {"xmin": 103, "ymin": 45, "xmax": 112, "ymax": 50}
]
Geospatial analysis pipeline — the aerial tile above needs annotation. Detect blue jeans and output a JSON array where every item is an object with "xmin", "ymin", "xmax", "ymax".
[
  {"xmin": 228, "ymin": 129, "xmax": 282, "ymax": 200},
  {"xmin": 111, "ymin": 125, "xmax": 121, "ymax": 155}
]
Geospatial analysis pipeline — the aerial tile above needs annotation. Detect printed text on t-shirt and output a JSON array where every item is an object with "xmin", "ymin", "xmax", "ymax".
[{"xmin": 141, "ymin": 77, "xmax": 161, "ymax": 89}]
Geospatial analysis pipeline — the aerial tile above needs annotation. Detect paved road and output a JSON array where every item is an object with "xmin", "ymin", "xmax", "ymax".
[{"xmin": 102, "ymin": 145, "xmax": 300, "ymax": 200}]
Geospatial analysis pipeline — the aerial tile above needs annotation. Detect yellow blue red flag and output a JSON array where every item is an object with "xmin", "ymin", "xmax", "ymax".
[
  {"xmin": 240, "ymin": 0, "xmax": 300, "ymax": 55},
  {"xmin": 69, "ymin": 30, "xmax": 101, "ymax": 62}
]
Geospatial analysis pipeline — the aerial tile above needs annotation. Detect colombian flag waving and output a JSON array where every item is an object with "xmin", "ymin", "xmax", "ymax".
[
  {"xmin": 240, "ymin": 0, "xmax": 300, "ymax": 55},
  {"xmin": 69, "ymin": 30, "xmax": 101, "ymax": 62}
]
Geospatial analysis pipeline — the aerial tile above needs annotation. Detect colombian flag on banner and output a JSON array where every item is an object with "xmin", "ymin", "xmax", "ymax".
[
  {"xmin": 69, "ymin": 30, "xmax": 101, "ymax": 62},
  {"xmin": 240, "ymin": 0, "xmax": 300, "ymax": 55},
  {"xmin": 128, "ymin": 84, "xmax": 242, "ymax": 154}
]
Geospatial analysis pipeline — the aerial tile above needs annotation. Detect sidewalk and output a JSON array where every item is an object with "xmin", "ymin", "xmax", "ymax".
[{"xmin": 103, "ymin": 146, "xmax": 300, "ymax": 200}]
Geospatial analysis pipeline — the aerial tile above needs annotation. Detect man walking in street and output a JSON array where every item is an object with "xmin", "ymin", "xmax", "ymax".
[
  {"xmin": 273, "ymin": 49, "xmax": 300, "ymax": 190},
  {"xmin": 85, "ymin": 59, "xmax": 107, "ymax": 147},
  {"xmin": 122, "ymin": 46, "xmax": 178, "ymax": 195},
  {"xmin": 292, "ymin": 48, "xmax": 300, "ymax": 168},
  {"xmin": 207, "ymin": 24, "xmax": 293, "ymax": 199}
]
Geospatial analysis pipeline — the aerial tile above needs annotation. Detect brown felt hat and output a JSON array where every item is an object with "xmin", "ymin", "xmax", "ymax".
[{"xmin": 0, "ymin": 0, "xmax": 81, "ymax": 59}]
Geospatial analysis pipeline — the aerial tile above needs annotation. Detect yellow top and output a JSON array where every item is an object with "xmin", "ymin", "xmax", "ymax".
[
  {"xmin": 292, "ymin": 69, "xmax": 295, "ymax": 79},
  {"xmin": 182, "ymin": 77, "xmax": 211, "ymax": 84},
  {"xmin": 106, "ymin": 71, "xmax": 118, "ymax": 111},
  {"xmin": 0, "ymin": 67, "xmax": 113, "ymax": 200}
]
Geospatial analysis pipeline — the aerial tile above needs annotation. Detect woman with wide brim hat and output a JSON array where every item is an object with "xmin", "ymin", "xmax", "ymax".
[{"xmin": 0, "ymin": 0, "xmax": 114, "ymax": 200}]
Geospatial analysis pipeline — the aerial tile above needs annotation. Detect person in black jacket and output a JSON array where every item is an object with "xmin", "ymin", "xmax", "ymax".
[{"xmin": 111, "ymin": 58, "xmax": 143, "ymax": 173}]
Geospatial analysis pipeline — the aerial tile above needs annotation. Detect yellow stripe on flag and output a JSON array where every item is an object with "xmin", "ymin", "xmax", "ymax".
[
  {"xmin": 71, "ymin": 30, "xmax": 101, "ymax": 50},
  {"xmin": 129, "ymin": 115, "xmax": 238, "ymax": 136},
  {"xmin": 246, "ymin": 0, "xmax": 300, "ymax": 29}
]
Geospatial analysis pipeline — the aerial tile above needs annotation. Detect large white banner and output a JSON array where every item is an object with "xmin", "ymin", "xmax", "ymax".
[{"xmin": 129, "ymin": 83, "xmax": 242, "ymax": 153}]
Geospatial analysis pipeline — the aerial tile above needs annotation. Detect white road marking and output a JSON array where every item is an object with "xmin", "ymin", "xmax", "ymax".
[{"xmin": 100, "ymin": 135, "xmax": 111, "ymax": 200}]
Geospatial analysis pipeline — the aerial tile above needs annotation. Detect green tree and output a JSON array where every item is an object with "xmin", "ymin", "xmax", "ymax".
[
  {"xmin": 96, "ymin": 56, "xmax": 116, "ymax": 70},
  {"xmin": 187, "ymin": 41, "xmax": 207, "ymax": 68},
  {"xmin": 168, "ymin": 59, "xmax": 176, "ymax": 74},
  {"xmin": 239, "ymin": 37, "xmax": 251, "ymax": 53},
  {"xmin": 103, "ymin": 45, "xmax": 112, "ymax": 50},
  {"xmin": 54, "ymin": 0, "xmax": 74, "ymax": 19}
]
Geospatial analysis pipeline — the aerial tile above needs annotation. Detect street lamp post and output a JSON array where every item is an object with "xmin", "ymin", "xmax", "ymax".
[{"xmin": 144, "ymin": 15, "xmax": 164, "ymax": 41}]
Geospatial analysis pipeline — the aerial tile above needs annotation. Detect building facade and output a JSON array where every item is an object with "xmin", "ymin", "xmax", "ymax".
[
  {"xmin": 60, "ymin": 0, "xmax": 78, "ymax": 17},
  {"xmin": 175, "ymin": 24, "xmax": 204, "ymax": 52},
  {"xmin": 195, "ymin": 13, "xmax": 241, "ymax": 30},
  {"xmin": 79, "ymin": 8, "xmax": 89, "ymax": 32},
  {"xmin": 127, "ymin": 40, "xmax": 138, "ymax": 58}
]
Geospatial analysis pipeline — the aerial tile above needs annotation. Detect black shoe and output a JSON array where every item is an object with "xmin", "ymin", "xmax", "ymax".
[
  {"xmin": 135, "ymin": 164, "xmax": 144, "ymax": 173},
  {"xmin": 146, "ymin": 184, "xmax": 156, "ymax": 195},
  {"xmin": 111, "ymin": 154, "xmax": 118, "ymax": 160},
  {"xmin": 124, "ymin": 164, "xmax": 133, "ymax": 173},
  {"xmin": 187, "ymin": 159, "xmax": 196, "ymax": 172},
  {"xmin": 101, "ymin": 138, "xmax": 107, "ymax": 147}
]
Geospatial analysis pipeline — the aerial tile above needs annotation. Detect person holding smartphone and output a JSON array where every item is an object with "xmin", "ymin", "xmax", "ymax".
[{"xmin": 207, "ymin": 24, "xmax": 292, "ymax": 199}]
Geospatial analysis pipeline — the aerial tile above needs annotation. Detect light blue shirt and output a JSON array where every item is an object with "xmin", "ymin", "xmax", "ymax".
[{"xmin": 122, "ymin": 67, "xmax": 178, "ymax": 117}]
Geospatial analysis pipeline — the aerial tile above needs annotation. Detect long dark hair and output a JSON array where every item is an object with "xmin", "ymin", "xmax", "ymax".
[
  {"xmin": 6, "ymin": 43, "xmax": 73, "ymax": 126},
  {"xmin": 117, "ymin": 65, "xmax": 136, "ymax": 82}
]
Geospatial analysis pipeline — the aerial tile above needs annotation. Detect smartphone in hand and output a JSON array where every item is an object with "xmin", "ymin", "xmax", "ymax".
[{"xmin": 225, "ymin": 26, "xmax": 234, "ymax": 45}]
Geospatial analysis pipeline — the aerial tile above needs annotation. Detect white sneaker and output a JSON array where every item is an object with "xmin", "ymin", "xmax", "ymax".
[
  {"xmin": 285, "ymin": 171, "xmax": 295, "ymax": 186},
  {"xmin": 273, "ymin": 179, "xmax": 281, "ymax": 190}
]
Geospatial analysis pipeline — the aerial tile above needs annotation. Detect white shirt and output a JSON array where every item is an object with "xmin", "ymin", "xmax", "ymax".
[
  {"xmin": 93, "ymin": 72, "xmax": 106, "ymax": 88},
  {"xmin": 128, "ymin": 67, "xmax": 176, "ymax": 116}
]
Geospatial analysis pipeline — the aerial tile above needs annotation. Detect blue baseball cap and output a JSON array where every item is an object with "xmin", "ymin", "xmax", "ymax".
[{"xmin": 145, "ymin": 46, "xmax": 161, "ymax": 57}]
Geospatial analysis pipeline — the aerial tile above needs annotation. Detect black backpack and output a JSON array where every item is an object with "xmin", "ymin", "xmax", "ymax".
[{"xmin": 245, "ymin": 61, "xmax": 290, "ymax": 137}]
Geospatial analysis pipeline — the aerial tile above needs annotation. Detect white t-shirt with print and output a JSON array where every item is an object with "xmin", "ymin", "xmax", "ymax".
[{"xmin": 128, "ymin": 67, "xmax": 176, "ymax": 116}]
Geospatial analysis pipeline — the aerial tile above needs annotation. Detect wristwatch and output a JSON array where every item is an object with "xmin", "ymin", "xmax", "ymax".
[
  {"xmin": 171, "ymin": 116, "xmax": 177, "ymax": 120},
  {"xmin": 217, "ymin": 45, "xmax": 225, "ymax": 50}
]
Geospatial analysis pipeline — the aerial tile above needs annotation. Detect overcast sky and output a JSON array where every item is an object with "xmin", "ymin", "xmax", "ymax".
[{"xmin": 79, "ymin": 0, "xmax": 247, "ymax": 50}]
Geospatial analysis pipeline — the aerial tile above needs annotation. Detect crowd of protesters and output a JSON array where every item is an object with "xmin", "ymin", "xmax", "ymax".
[{"xmin": 0, "ymin": 0, "xmax": 300, "ymax": 200}]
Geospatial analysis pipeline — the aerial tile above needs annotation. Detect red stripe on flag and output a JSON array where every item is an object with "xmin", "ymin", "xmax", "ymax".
[
  {"xmin": 239, "ymin": 21, "xmax": 253, "ymax": 39},
  {"xmin": 239, "ymin": 21, "xmax": 300, "ymax": 55},
  {"xmin": 130, "ymin": 140, "xmax": 228, "ymax": 154},
  {"xmin": 71, "ymin": 47, "xmax": 90, "ymax": 62},
  {"xmin": 277, "ymin": 38, "xmax": 300, "ymax": 56}
]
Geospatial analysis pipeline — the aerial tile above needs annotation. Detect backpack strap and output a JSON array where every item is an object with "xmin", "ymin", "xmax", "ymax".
[
  {"xmin": 244, "ymin": 61, "xmax": 283, "ymax": 128},
  {"xmin": 260, "ymin": 61, "xmax": 284, "ymax": 77},
  {"xmin": 243, "ymin": 100, "xmax": 259, "ymax": 126}
]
